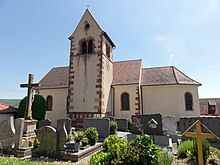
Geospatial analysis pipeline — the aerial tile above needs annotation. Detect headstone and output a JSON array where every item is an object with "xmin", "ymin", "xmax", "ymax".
[
  {"xmin": 57, "ymin": 122, "xmax": 68, "ymax": 151},
  {"xmin": 14, "ymin": 118, "xmax": 25, "ymax": 148},
  {"xmin": 0, "ymin": 116, "xmax": 16, "ymax": 148},
  {"xmin": 38, "ymin": 119, "xmax": 51, "ymax": 128},
  {"xmin": 162, "ymin": 116, "xmax": 177, "ymax": 135},
  {"xmin": 131, "ymin": 114, "xmax": 163, "ymax": 135},
  {"xmin": 83, "ymin": 118, "xmax": 110, "ymax": 138},
  {"xmin": 35, "ymin": 126, "xmax": 57, "ymax": 157},
  {"xmin": 57, "ymin": 118, "xmax": 71, "ymax": 134},
  {"xmin": 115, "ymin": 119, "xmax": 129, "ymax": 132}
]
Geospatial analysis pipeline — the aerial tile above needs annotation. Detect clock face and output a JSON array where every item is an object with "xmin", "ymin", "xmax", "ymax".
[{"xmin": 106, "ymin": 61, "xmax": 110, "ymax": 71}]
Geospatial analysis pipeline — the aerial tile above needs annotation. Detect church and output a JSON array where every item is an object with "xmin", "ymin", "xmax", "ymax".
[{"xmin": 36, "ymin": 9, "xmax": 201, "ymax": 127}]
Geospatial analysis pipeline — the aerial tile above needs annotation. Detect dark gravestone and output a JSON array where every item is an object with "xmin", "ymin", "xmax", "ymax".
[
  {"xmin": 57, "ymin": 118, "xmax": 71, "ymax": 134},
  {"xmin": 131, "ymin": 114, "xmax": 163, "ymax": 135},
  {"xmin": 115, "ymin": 119, "xmax": 128, "ymax": 132},
  {"xmin": 35, "ymin": 126, "xmax": 57, "ymax": 157},
  {"xmin": 83, "ymin": 118, "xmax": 110, "ymax": 138},
  {"xmin": 38, "ymin": 119, "xmax": 51, "ymax": 128},
  {"xmin": 57, "ymin": 122, "xmax": 68, "ymax": 151}
]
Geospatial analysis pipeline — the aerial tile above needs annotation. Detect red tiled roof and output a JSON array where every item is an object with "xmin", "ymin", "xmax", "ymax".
[
  {"xmin": 0, "ymin": 102, "xmax": 17, "ymax": 114},
  {"xmin": 37, "ymin": 66, "xmax": 69, "ymax": 89},
  {"xmin": 112, "ymin": 59, "xmax": 142, "ymax": 85},
  {"xmin": 141, "ymin": 66, "xmax": 201, "ymax": 86},
  {"xmin": 200, "ymin": 98, "xmax": 220, "ymax": 115}
]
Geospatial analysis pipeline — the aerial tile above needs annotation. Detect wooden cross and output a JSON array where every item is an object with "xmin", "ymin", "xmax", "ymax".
[
  {"xmin": 20, "ymin": 74, "xmax": 39, "ymax": 120},
  {"xmin": 182, "ymin": 120, "xmax": 219, "ymax": 165}
]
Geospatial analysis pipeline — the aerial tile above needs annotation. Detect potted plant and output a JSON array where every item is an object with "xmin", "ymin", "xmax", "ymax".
[
  {"xmin": 84, "ymin": 127, "xmax": 99, "ymax": 146},
  {"xmin": 66, "ymin": 128, "xmax": 82, "ymax": 152},
  {"xmin": 81, "ymin": 136, "xmax": 89, "ymax": 146}
]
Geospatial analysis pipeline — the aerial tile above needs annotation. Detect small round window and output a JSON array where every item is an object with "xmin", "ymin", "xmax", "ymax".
[{"xmin": 84, "ymin": 23, "xmax": 90, "ymax": 30}]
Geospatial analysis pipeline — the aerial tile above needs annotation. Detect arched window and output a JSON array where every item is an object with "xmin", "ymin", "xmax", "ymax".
[
  {"xmin": 185, "ymin": 92, "xmax": 193, "ymax": 110},
  {"xmin": 81, "ymin": 41, "xmax": 87, "ymax": 54},
  {"xmin": 121, "ymin": 92, "xmax": 130, "ymax": 110},
  {"xmin": 46, "ymin": 95, "xmax": 53, "ymax": 111},
  {"xmin": 88, "ymin": 40, "xmax": 93, "ymax": 53}
]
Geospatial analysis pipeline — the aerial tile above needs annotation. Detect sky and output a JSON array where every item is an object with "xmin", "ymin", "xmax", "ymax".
[{"xmin": 0, "ymin": 0, "xmax": 220, "ymax": 99}]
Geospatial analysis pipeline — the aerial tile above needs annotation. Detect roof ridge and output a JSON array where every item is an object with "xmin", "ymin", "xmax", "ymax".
[
  {"xmin": 52, "ymin": 66, "xmax": 68, "ymax": 69},
  {"xmin": 113, "ymin": 59, "xmax": 141, "ymax": 63},
  {"xmin": 142, "ymin": 66, "xmax": 173, "ymax": 70},
  {"xmin": 172, "ymin": 66, "xmax": 179, "ymax": 84}
]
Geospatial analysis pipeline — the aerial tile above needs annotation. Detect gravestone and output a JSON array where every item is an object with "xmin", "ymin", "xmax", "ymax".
[
  {"xmin": 14, "ymin": 118, "xmax": 25, "ymax": 148},
  {"xmin": 35, "ymin": 126, "xmax": 57, "ymax": 157},
  {"xmin": 162, "ymin": 116, "xmax": 177, "ymax": 135},
  {"xmin": 0, "ymin": 116, "xmax": 16, "ymax": 148},
  {"xmin": 57, "ymin": 122, "xmax": 68, "ymax": 151},
  {"xmin": 131, "ymin": 114, "xmax": 163, "ymax": 135},
  {"xmin": 83, "ymin": 118, "xmax": 110, "ymax": 139},
  {"xmin": 115, "ymin": 119, "xmax": 129, "ymax": 132},
  {"xmin": 57, "ymin": 118, "xmax": 71, "ymax": 134},
  {"xmin": 38, "ymin": 119, "xmax": 51, "ymax": 128}
]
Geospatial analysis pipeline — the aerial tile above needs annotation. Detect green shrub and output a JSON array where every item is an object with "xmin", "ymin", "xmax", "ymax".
[
  {"xmin": 192, "ymin": 138, "xmax": 210, "ymax": 161},
  {"xmin": 110, "ymin": 121, "xmax": 118, "ymax": 135},
  {"xmin": 126, "ymin": 135, "xmax": 161, "ymax": 165},
  {"xmin": 17, "ymin": 95, "xmax": 47, "ymax": 121},
  {"xmin": 157, "ymin": 148, "xmax": 173, "ymax": 165},
  {"xmin": 103, "ymin": 135, "xmax": 128, "ymax": 164},
  {"xmin": 84, "ymin": 127, "xmax": 98, "ymax": 146},
  {"xmin": 177, "ymin": 140, "xmax": 194, "ymax": 158},
  {"xmin": 90, "ymin": 152, "xmax": 110, "ymax": 165}
]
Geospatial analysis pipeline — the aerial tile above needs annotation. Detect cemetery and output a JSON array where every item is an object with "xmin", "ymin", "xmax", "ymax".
[{"xmin": 1, "ymin": 5, "xmax": 220, "ymax": 165}]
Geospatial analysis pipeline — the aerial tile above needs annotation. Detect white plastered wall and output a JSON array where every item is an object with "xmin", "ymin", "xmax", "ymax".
[
  {"xmin": 141, "ymin": 85, "xmax": 200, "ymax": 121},
  {"xmin": 38, "ymin": 88, "xmax": 68, "ymax": 127}
]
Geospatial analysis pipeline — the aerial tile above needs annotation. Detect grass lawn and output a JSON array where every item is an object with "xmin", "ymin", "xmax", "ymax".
[{"xmin": 0, "ymin": 157, "xmax": 74, "ymax": 165}]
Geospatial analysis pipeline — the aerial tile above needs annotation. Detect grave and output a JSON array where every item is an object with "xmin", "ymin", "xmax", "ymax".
[
  {"xmin": 131, "ymin": 114, "xmax": 163, "ymax": 135},
  {"xmin": 162, "ymin": 116, "xmax": 179, "ymax": 142},
  {"xmin": 129, "ymin": 114, "xmax": 172, "ymax": 149},
  {"xmin": 38, "ymin": 119, "xmax": 51, "ymax": 128},
  {"xmin": 83, "ymin": 118, "xmax": 110, "ymax": 141},
  {"xmin": 115, "ymin": 119, "xmax": 129, "ymax": 132},
  {"xmin": 179, "ymin": 116, "xmax": 220, "ymax": 149},
  {"xmin": 57, "ymin": 118, "xmax": 71, "ymax": 134},
  {"xmin": 34, "ymin": 126, "xmax": 57, "ymax": 157},
  {"xmin": 57, "ymin": 121, "xmax": 68, "ymax": 152},
  {"xmin": 59, "ymin": 142, "xmax": 102, "ymax": 162}
]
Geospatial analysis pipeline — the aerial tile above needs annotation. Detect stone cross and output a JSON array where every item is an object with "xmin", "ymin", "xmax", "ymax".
[
  {"xmin": 20, "ymin": 74, "xmax": 39, "ymax": 120},
  {"xmin": 182, "ymin": 120, "xmax": 219, "ymax": 165}
]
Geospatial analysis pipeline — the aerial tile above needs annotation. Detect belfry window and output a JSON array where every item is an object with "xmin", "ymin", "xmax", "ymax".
[
  {"xmin": 81, "ymin": 41, "xmax": 87, "ymax": 54},
  {"xmin": 121, "ymin": 92, "xmax": 130, "ymax": 110},
  {"xmin": 46, "ymin": 95, "xmax": 53, "ymax": 111},
  {"xmin": 88, "ymin": 40, "xmax": 93, "ymax": 53},
  {"xmin": 185, "ymin": 92, "xmax": 193, "ymax": 110}
]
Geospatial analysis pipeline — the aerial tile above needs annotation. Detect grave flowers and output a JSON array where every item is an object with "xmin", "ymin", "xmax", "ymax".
[{"xmin": 66, "ymin": 128, "xmax": 82, "ymax": 152}]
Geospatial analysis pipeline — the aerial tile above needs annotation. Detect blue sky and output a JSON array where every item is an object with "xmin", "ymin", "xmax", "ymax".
[{"xmin": 0, "ymin": 0, "xmax": 220, "ymax": 99}]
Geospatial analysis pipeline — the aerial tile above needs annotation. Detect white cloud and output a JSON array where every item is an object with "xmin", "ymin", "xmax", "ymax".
[{"xmin": 154, "ymin": 35, "xmax": 186, "ymax": 66}]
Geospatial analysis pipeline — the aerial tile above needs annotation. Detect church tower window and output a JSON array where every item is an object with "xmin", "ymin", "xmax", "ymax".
[
  {"xmin": 88, "ymin": 40, "xmax": 93, "ymax": 53},
  {"xmin": 46, "ymin": 95, "xmax": 53, "ymax": 111},
  {"xmin": 185, "ymin": 92, "xmax": 193, "ymax": 110},
  {"xmin": 121, "ymin": 92, "xmax": 130, "ymax": 110},
  {"xmin": 81, "ymin": 41, "xmax": 87, "ymax": 54}
]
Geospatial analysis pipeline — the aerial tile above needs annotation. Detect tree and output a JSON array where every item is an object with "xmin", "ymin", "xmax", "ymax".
[{"xmin": 17, "ymin": 95, "xmax": 47, "ymax": 121}]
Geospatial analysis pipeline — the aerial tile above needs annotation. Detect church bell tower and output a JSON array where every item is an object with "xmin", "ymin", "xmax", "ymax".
[{"xmin": 67, "ymin": 9, "xmax": 115, "ymax": 127}]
